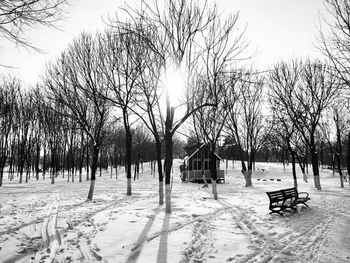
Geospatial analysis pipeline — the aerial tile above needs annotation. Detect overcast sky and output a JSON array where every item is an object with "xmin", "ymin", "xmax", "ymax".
[{"xmin": 0, "ymin": 0, "xmax": 325, "ymax": 87}]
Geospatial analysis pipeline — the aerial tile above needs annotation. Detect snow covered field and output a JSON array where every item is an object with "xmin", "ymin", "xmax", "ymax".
[{"xmin": 0, "ymin": 160, "xmax": 350, "ymax": 263}]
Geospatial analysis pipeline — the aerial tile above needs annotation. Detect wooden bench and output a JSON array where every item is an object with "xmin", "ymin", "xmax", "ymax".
[{"xmin": 266, "ymin": 187, "xmax": 310, "ymax": 215}]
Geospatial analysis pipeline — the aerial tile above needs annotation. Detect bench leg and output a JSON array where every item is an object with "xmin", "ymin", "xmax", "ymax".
[
  {"xmin": 269, "ymin": 210, "xmax": 284, "ymax": 216},
  {"xmin": 300, "ymin": 202, "xmax": 309, "ymax": 207}
]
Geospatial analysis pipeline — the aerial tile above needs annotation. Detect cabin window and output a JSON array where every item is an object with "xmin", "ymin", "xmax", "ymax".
[
  {"xmin": 197, "ymin": 161, "xmax": 202, "ymax": 170},
  {"xmin": 204, "ymin": 148, "xmax": 209, "ymax": 158},
  {"xmin": 193, "ymin": 160, "xmax": 198, "ymax": 170},
  {"xmin": 204, "ymin": 160, "xmax": 209, "ymax": 170},
  {"xmin": 189, "ymin": 161, "xmax": 193, "ymax": 170}
]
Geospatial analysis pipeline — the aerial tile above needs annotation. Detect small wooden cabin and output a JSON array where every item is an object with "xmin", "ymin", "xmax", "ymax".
[{"xmin": 183, "ymin": 144, "xmax": 224, "ymax": 183}]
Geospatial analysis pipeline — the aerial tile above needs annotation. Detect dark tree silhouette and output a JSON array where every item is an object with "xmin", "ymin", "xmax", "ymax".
[
  {"xmin": 0, "ymin": 0, "xmax": 67, "ymax": 51},
  {"xmin": 45, "ymin": 33, "xmax": 110, "ymax": 200},
  {"xmin": 269, "ymin": 60, "xmax": 338, "ymax": 190}
]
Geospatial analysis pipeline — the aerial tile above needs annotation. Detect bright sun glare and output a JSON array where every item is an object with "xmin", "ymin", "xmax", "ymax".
[{"xmin": 164, "ymin": 67, "xmax": 186, "ymax": 105}]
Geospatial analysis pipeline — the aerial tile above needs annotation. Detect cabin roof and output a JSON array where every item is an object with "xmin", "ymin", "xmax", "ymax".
[{"xmin": 184, "ymin": 143, "xmax": 222, "ymax": 161}]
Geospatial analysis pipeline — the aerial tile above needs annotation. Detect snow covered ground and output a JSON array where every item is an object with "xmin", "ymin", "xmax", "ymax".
[{"xmin": 1, "ymin": 160, "xmax": 350, "ymax": 263}]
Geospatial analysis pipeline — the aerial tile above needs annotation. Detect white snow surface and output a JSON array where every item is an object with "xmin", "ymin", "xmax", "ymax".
[{"xmin": 1, "ymin": 160, "xmax": 350, "ymax": 263}]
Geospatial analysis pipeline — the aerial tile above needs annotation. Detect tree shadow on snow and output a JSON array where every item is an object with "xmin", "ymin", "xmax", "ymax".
[
  {"xmin": 157, "ymin": 213, "xmax": 170, "ymax": 263},
  {"xmin": 126, "ymin": 207, "xmax": 161, "ymax": 263}
]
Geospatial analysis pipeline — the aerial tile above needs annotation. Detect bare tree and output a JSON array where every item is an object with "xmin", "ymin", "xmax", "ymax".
[
  {"xmin": 45, "ymin": 33, "xmax": 110, "ymax": 200},
  {"xmin": 191, "ymin": 9, "xmax": 248, "ymax": 198},
  {"xmin": 0, "ymin": 0, "xmax": 67, "ymax": 51},
  {"xmin": 116, "ymin": 20, "xmax": 168, "ymax": 204},
  {"xmin": 135, "ymin": 42, "xmax": 166, "ymax": 204},
  {"xmin": 269, "ymin": 105, "xmax": 301, "ymax": 188},
  {"xmin": 15, "ymin": 88, "xmax": 38, "ymax": 183},
  {"xmin": 192, "ymin": 76, "xmax": 229, "ymax": 200},
  {"xmin": 0, "ymin": 77, "xmax": 19, "ymax": 186},
  {"xmin": 227, "ymin": 71, "xmax": 271, "ymax": 186},
  {"xmin": 41, "ymin": 99, "xmax": 63, "ymax": 184},
  {"xmin": 319, "ymin": 0, "xmax": 350, "ymax": 87},
  {"xmin": 98, "ymin": 28, "xmax": 143, "ymax": 196},
  {"xmin": 269, "ymin": 60, "xmax": 338, "ymax": 190},
  {"xmin": 321, "ymin": 100, "xmax": 349, "ymax": 187},
  {"xmin": 319, "ymin": 0, "xmax": 350, "ymax": 185},
  {"xmin": 117, "ymin": 0, "xmax": 248, "ymax": 213}
]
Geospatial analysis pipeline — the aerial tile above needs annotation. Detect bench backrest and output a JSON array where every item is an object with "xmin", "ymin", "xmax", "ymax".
[
  {"xmin": 266, "ymin": 190, "xmax": 284, "ymax": 204},
  {"xmin": 283, "ymin": 188, "xmax": 297, "ymax": 200}
]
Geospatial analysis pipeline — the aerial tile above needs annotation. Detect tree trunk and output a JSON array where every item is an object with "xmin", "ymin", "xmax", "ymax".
[
  {"xmin": 51, "ymin": 148, "xmax": 55, "ymax": 184},
  {"xmin": 79, "ymin": 133, "xmax": 85, "ymax": 183},
  {"xmin": 0, "ymin": 148, "xmax": 7, "ymax": 186},
  {"xmin": 336, "ymin": 152, "xmax": 344, "ymax": 188},
  {"xmin": 72, "ymin": 145, "xmax": 76, "ymax": 182},
  {"xmin": 151, "ymin": 161, "xmax": 153, "ymax": 176},
  {"xmin": 209, "ymin": 147, "xmax": 218, "ymax": 200},
  {"xmin": 63, "ymin": 144, "xmax": 67, "ymax": 179},
  {"xmin": 291, "ymin": 151, "xmax": 297, "ymax": 189},
  {"xmin": 9, "ymin": 148, "xmax": 14, "ymax": 181},
  {"xmin": 238, "ymin": 146, "xmax": 251, "ymax": 186},
  {"xmin": 211, "ymin": 179, "xmax": 218, "ymax": 200},
  {"xmin": 125, "ymin": 127, "xmax": 132, "ymax": 196},
  {"xmin": 347, "ymin": 132, "xmax": 350, "ymax": 187},
  {"xmin": 250, "ymin": 151, "xmax": 256, "ymax": 171},
  {"xmin": 155, "ymin": 139, "xmax": 164, "ymax": 205},
  {"xmin": 336, "ymin": 127, "xmax": 344, "ymax": 188},
  {"xmin": 202, "ymin": 147, "xmax": 208, "ymax": 187},
  {"xmin": 87, "ymin": 145, "xmax": 99, "ymax": 200},
  {"xmin": 164, "ymin": 133, "xmax": 173, "ymax": 213},
  {"xmin": 296, "ymin": 155, "xmax": 308, "ymax": 183},
  {"xmin": 310, "ymin": 142, "xmax": 321, "ymax": 190},
  {"xmin": 0, "ymin": 167, "xmax": 3, "ymax": 187},
  {"xmin": 25, "ymin": 165, "xmax": 28, "ymax": 183},
  {"xmin": 115, "ymin": 152, "xmax": 118, "ymax": 179},
  {"xmin": 79, "ymin": 158, "xmax": 83, "ymax": 183},
  {"xmin": 99, "ymin": 154, "xmax": 102, "ymax": 177},
  {"xmin": 164, "ymin": 103, "xmax": 174, "ymax": 214},
  {"xmin": 19, "ymin": 158, "xmax": 24, "ymax": 184},
  {"xmin": 331, "ymin": 149, "xmax": 335, "ymax": 176},
  {"xmin": 86, "ymin": 149, "xmax": 90, "ymax": 181},
  {"xmin": 35, "ymin": 143, "xmax": 40, "ymax": 180},
  {"xmin": 110, "ymin": 155, "xmax": 113, "ymax": 178},
  {"xmin": 43, "ymin": 148, "xmax": 46, "ymax": 180},
  {"xmin": 320, "ymin": 143, "xmax": 324, "ymax": 171},
  {"xmin": 243, "ymin": 170, "xmax": 252, "ymax": 187},
  {"xmin": 245, "ymin": 150, "xmax": 254, "ymax": 187}
]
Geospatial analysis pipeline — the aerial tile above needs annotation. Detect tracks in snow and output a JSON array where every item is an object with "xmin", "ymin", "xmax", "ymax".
[
  {"xmin": 178, "ymin": 195, "xmax": 345, "ymax": 263},
  {"xmin": 229, "ymin": 193, "xmax": 349, "ymax": 263},
  {"xmin": 30, "ymin": 191, "xmax": 62, "ymax": 263},
  {"xmin": 58, "ymin": 193, "xmax": 158, "ymax": 263},
  {"xmin": 7, "ymin": 192, "xmax": 157, "ymax": 263},
  {"xmin": 6, "ymin": 186, "xmax": 349, "ymax": 263}
]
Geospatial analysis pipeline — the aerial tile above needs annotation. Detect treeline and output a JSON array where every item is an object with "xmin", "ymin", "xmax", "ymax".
[
  {"xmin": 36, "ymin": 0, "xmax": 250, "ymax": 211},
  {"xmin": 1, "ymin": 0, "xmax": 350, "ymax": 211},
  {"xmin": 0, "ymin": 81, "xmax": 184, "ymax": 187},
  {"xmin": 187, "ymin": 58, "xmax": 350, "ymax": 191},
  {"xmin": 221, "ymin": 138, "xmax": 350, "ymax": 172},
  {"xmin": 2, "ymin": 0, "xmax": 248, "ymax": 212}
]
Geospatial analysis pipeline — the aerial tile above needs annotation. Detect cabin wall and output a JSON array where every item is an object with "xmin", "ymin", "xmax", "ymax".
[
  {"xmin": 187, "ymin": 170, "xmax": 225, "ymax": 182},
  {"xmin": 188, "ymin": 147, "xmax": 219, "ymax": 171}
]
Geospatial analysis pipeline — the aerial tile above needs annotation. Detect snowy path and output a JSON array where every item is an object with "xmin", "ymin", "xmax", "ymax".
[{"xmin": 1, "ymin": 162, "xmax": 350, "ymax": 262}]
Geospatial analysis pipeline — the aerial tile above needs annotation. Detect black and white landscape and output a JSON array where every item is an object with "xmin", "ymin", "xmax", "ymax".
[{"xmin": 1, "ymin": 0, "xmax": 350, "ymax": 262}]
